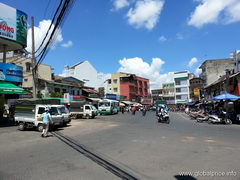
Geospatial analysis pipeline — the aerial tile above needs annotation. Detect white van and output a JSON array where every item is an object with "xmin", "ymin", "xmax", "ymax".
[{"xmin": 52, "ymin": 105, "xmax": 71, "ymax": 125}]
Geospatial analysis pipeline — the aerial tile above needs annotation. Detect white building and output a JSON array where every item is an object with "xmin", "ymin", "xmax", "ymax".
[
  {"xmin": 174, "ymin": 71, "xmax": 190, "ymax": 104},
  {"xmin": 103, "ymin": 79, "xmax": 112, "ymax": 95},
  {"xmin": 62, "ymin": 61, "xmax": 103, "ymax": 89}
]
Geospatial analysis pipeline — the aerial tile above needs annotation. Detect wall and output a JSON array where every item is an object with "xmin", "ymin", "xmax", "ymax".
[{"xmin": 201, "ymin": 59, "xmax": 235, "ymax": 86}]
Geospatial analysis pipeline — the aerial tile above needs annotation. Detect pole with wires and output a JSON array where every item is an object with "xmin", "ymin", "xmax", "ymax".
[{"xmin": 31, "ymin": 16, "xmax": 37, "ymax": 98}]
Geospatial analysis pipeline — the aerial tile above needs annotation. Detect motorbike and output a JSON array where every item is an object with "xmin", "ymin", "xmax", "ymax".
[
  {"xmin": 208, "ymin": 111, "xmax": 232, "ymax": 125},
  {"xmin": 157, "ymin": 111, "xmax": 170, "ymax": 124},
  {"xmin": 196, "ymin": 113, "xmax": 209, "ymax": 123}
]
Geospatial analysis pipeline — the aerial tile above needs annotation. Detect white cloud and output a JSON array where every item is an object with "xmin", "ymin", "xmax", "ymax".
[
  {"xmin": 113, "ymin": 0, "xmax": 130, "ymax": 10},
  {"xmin": 188, "ymin": 0, "xmax": 240, "ymax": 28},
  {"xmin": 126, "ymin": 0, "xmax": 164, "ymax": 30},
  {"xmin": 176, "ymin": 33, "xmax": 184, "ymax": 40},
  {"xmin": 188, "ymin": 57, "xmax": 198, "ymax": 67},
  {"xmin": 159, "ymin": 35, "xmax": 167, "ymax": 42},
  {"xmin": 26, "ymin": 19, "xmax": 63, "ymax": 55},
  {"xmin": 61, "ymin": 40, "xmax": 73, "ymax": 48},
  {"xmin": 195, "ymin": 67, "xmax": 202, "ymax": 77},
  {"xmin": 118, "ymin": 57, "xmax": 174, "ymax": 89}
]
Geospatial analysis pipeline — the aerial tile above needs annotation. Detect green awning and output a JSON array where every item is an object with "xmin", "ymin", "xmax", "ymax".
[{"xmin": 0, "ymin": 82, "xmax": 25, "ymax": 94}]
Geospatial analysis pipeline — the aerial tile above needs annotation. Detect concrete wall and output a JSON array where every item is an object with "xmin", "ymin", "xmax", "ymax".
[{"xmin": 201, "ymin": 59, "xmax": 235, "ymax": 86}]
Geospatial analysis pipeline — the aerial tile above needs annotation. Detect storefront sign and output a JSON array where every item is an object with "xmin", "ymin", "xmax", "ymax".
[
  {"xmin": 194, "ymin": 88, "xmax": 199, "ymax": 96},
  {"xmin": 106, "ymin": 93, "xmax": 120, "ymax": 100},
  {"xmin": 0, "ymin": 3, "xmax": 27, "ymax": 47},
  {"xmin": 0, "ymin": 62, "xmax": 23, "ymax": 82}
]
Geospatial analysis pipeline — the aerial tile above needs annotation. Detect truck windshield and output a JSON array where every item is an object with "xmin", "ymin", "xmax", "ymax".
[
  {"xmin": 99, "ymin": 102, "xmax": 110, "ymax": 107},
  {"xmin": 50, "ymin": 107, "xmax": 60, "ymax": 115},
  {"xmin": 59, "ymin": 106, "xmax": 69, "ymax": 114}
]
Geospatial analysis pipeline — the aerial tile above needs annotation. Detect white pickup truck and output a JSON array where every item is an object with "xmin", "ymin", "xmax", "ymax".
[
  {"xmin": 15, "ymin": 104, "xmax": 64, "ymax": 132},
  {"xmin": 69, "ymin": 101, "xmax": 98, "ymax": 119}
]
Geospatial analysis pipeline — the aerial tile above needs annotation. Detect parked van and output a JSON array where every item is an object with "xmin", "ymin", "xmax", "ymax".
[{"xmin": 52, "ymin": 105, "xmax": 71, "ymax": 125}]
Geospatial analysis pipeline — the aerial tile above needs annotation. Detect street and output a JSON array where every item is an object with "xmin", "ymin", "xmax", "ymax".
[{"xmin": 1, "ymin": 111, "xmax": 240, "ymax": 180}]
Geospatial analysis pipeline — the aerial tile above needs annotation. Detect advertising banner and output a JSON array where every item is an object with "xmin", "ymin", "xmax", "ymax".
[
  {"xmin": 0, "ymin": 62, "xmax": 23, "ymax": 83},
  {"xmin": 0, "ymin": 3, "xmax": 27, "ymax": 46}
]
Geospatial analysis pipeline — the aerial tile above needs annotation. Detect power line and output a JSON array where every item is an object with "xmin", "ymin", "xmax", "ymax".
[{"xmin": 34, "ymin": 0, "xmax": 75, "ymax": 69}]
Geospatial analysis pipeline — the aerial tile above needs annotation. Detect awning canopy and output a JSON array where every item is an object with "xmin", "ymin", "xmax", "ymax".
[
  {"xmin": 211, "ymin": 93, "xmax": 240, "ymax": 101},
  {"xmin": 0, "ymin": 82, "xmax": 25, "ymax": 94}
]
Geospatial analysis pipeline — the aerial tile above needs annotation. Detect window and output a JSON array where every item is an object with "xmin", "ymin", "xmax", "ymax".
[
  {"xmin": 50, "ymin": 107, "xmax": 60, "ymax": 115},
  {"xmin": 113, "ymin": 88, "xmax": 118, "ymax": 92},
  {"xmin": 77, "ymin": 90, "xmax": 80, "ymax": 95},
  {"xmin": 25, "ymin": 62, "xmax": 31, "ymax": 72},
  {"xmin": 85, "ymin": 106, "xmax": 90, "ymax": 110},
  {"xmin": 38, "ymin": 107, "xmax": 45, "ymax": 114},
  {"xmin": 113, "ymin": 79, "xmax": 118, "ymax": 83},
  {"xmin": 24, "ymin": 78, "xmax": 28, "ymax": 82},
  {"xmin": 175, "ymin": 80, "xmax": 180, "ymax": 85},
  {"xmin": 176, "ymin": 95, "xmax": 182, "ymax": 100}
]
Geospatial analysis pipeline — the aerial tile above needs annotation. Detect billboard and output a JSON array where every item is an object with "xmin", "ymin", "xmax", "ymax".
[
  {"xmin": 0, "ymin": 3, "xmax": 27, "ymax": 47},
  {"xmin": 0, "ymin": 62, "xmax": 23, "ymax": 83}
]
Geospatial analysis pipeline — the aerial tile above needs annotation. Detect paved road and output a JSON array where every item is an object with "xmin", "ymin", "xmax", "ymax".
[{"xmin": 1, "ymin": 111, "xmax": 240, "ymax": 180}]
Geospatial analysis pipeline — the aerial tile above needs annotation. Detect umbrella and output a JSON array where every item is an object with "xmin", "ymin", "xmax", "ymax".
[{"xmin": 211, "ymin": 93, "xmax": 240, "ymax": 101}]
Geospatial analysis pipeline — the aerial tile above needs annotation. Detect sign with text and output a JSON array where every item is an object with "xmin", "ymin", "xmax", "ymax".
[
  {"xmin": 0, "ymin": 3, "xmax": 27, "ymax": 46},
  {"xmin": 0, "ymin": 62, "xmax": 23, "ymax": 82}
]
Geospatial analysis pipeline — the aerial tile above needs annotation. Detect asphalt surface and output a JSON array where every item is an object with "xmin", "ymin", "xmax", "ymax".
[{"xmin": 1, "ymin": 111, "xmax": 240, "ymax": 180}]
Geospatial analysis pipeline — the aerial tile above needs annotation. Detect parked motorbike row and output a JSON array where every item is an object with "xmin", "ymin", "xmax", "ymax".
[{"xmin": 187, "ymin": 108, "xmax": 237, "ymax": 125}]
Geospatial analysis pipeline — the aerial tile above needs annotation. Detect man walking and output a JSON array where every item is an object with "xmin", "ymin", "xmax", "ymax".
[{"xmin": 41, "ymin": 108, "xmax": 51, "ymax": 137}]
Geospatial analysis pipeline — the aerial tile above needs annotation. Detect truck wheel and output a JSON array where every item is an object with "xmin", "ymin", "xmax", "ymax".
[
  {"xmin": 85, "ymin": 114, "xmax": 90, "ymax": 119},
  {"xmin": 37, "ymin": 124, "xmax": 44, "ymax": 132},
  {"xmin": 18, "ymin": 123, "xmax": 25, "ymax": 131}
]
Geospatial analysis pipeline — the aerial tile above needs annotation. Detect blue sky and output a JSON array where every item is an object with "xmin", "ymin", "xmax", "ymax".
[{"xmin": 2, "ymin": 0, "xmax": 240, "ymax": 88}]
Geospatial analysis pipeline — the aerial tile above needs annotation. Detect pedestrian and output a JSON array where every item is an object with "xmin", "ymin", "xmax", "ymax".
[
  {"xmin": 41, "ymin": 108, "xmax": 51, "ymax": 138},
  {"xmin": 142, "ymin": 106, "xmax": 147, "ymax": 116},
  {"xmin": 131, "ymin": 106, "xmax": 136, "ymax": 115},
  {"xmin": 121, "ymin": 107, "xmax": 125, "ymax": 114}
]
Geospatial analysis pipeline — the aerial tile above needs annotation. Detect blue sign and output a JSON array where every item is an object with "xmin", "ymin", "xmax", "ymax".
[
  {"xmin": 106, "ymin": 93, "xmax": 120, "ymax": 100},
  {"xmin": 0, "ymin": 62, "xmax": 23, "ymax": 82}
]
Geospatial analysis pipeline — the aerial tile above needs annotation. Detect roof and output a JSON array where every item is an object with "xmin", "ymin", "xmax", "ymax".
[
  {"xmin": 82, "ymin": 88, "xmax": 99, "ymax": 94},
  {"xmin": 199, "ymin": 58, "xmax": 233, "ymax": 69},
  {"xmin": 69, "ymin": 61, "xmax": 85, "ymax": 69},
  {"xmin": 57, "ymin": 76, "xmax": 84, "ymax": 83}
]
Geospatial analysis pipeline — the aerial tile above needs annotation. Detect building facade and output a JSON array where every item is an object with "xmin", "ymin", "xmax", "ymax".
[
  {"xmin": 162, "ymin": 82, "xmax": 175, "ymax": 105},
  {"xmin": 151, "ymin": 89, "xmax": 163, "ymax": 103},
  {"xmin": 189, "ymin": 77, "xmax": 204, "ymax": 102},
  {"xmin": 110, "ymin": 72, "xmax": 150, "ymax": 102},
  {"xmin": 6, "ymin": 56, "xmax": 52, "ymax": 91},
  {"xmin": 199, "ymin": 58, "xmax": 235, "ymax": 86},
  {"xmin": 174, "ymin": 71, "xmax": 190, "ymax": 104},
  {"xmin": 62, "ymin": 61, "xmax": 104, "ymax": 89}
]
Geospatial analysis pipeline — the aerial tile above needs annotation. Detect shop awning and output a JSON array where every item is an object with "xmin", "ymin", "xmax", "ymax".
[{"xmin": 0, "ymin": 82, "xmax": 25, "ymax": 94}]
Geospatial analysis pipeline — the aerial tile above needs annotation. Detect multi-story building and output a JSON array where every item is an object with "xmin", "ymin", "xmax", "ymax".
[
  {"xmin": 6, "ymin": 55, "xmax": 52, "ymax": 91},
  {"xmin": 103, "ymin": 79, "xmax": 112, "ymax": 95},
  {"xmin": 151, "ymin": 89, "xmax": 163, "ymax": 103},
  {"xmin": 189, "ymin": 77, "xmax": 204, "ymax": 101},
  {"xmin": 174, "ymin": 71, "xmax": 190, "ymax": 104},
  {"xmin": 62, "ymin": 61, "xmax": 104, "ymax": 89},
  {"xmin": 111, "ymin": 72, "xmax": 149, "ymax": 102},
  {"xmin": 162, "ymin": 82, "xmax": 175, "ymax": 105},
  {"xmin": 199, "ymin": 58, "xmax": 235, "ymax": 86}
]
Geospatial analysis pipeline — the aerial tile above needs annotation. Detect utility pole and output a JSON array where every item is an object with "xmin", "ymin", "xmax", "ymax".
[
  {"xmin": 2, "ymin": 44, "xmax": 7, "ymax": 63},
  {"xmin": 31, "ymin": 16, "xmax": 37, "ymax": 98}
]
